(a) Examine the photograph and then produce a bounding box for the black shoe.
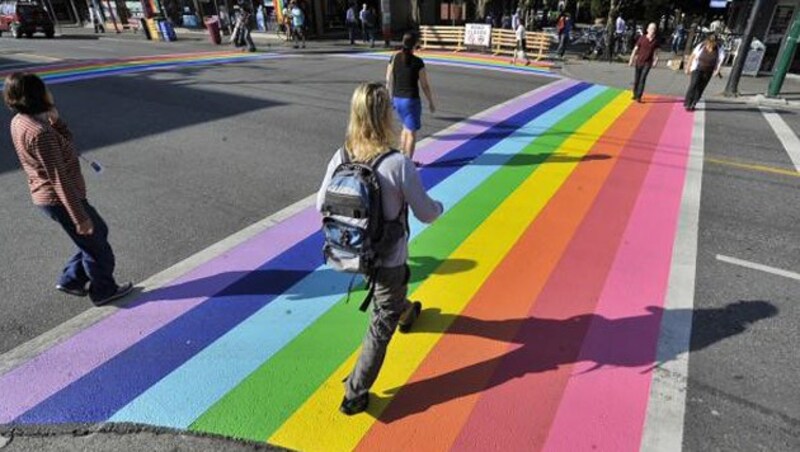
[92,282,134,306]
[398,301,422,333]
[339,393,369,416]
[56,284,88,297]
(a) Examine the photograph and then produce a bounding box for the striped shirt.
[11,113,88,225]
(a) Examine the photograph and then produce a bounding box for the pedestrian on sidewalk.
[232,3,256,52]
[317,82,444,416]
[683,35,724,111]
[4,73,132,306]
[89,4,105,33]
[290,1,306,49]
[359,3,369,44]
[511,18,530,66]
[363,6,376,48]
[628,22,660,103]
[345,2,358,45]
[386,32,436,164]
[556,12,572,58]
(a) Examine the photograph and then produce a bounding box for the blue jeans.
[39,200,118,302]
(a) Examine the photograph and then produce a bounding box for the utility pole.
[724,0,767,97]
[767,15,800,98]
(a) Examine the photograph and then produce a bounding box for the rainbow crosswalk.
[0,51,283,86]
[0,78,697,451]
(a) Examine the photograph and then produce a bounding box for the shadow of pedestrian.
[369,300,777,423]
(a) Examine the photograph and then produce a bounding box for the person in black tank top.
[683,35,723,111]
[386,32,436,164]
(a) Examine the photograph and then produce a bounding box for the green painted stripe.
[189,89,621,441]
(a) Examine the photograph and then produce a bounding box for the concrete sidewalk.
[560,57,800,109]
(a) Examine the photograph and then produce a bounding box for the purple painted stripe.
[0,78,576,423]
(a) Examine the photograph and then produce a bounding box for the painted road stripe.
[544,104,694,451]
[451,102,673,451]
[716,255,800,281]
[0,79,576,423]
[760,107,800,173]
[107,84,599,428]
[8,84,593,424]
[268,92,629,451]
[357,92,653,452]
[705,156,800,178]
[640,104,706,452]
[336,53,557,77]
[190,91,618,442]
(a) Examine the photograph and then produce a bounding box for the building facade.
[730,0,800,74]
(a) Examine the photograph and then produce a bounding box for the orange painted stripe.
[355,101,654,451]
[450,101,675,450]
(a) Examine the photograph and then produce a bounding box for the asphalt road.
[0,36,798,451]
[0,37,544,356]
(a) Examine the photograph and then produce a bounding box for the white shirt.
[690,43,725,73]
[616,17,626,34]
[511,13,520,30]
[515,24,525,41]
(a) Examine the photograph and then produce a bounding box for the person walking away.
[317,82,444,416]
[556,12,572,58]
[359,3,369,43]
[511,8,520,30]
[345,2,358,45]
[672,21,686,54]
[290,1,306,48]
[386,33,436,164]
[511,18,530,66]
[683,35,724,111]
[628,23,659,103]
[4,73,132,306]
[615,14,626,56]
[363,6,376,48]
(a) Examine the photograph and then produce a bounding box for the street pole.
[724,0,767,97]
[767,16,800,97]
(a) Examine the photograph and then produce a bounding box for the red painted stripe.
[450,100,675,451]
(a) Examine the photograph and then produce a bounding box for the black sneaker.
[56,284,88,297]
[339,393,369,416]
[92,282,134,306]
[398,301,422,333]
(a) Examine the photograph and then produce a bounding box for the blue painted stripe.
[108,84,605,429]
[13,83,593,425]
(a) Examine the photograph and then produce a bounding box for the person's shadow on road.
[367,300,778,423]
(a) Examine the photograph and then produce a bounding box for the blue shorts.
[392,97,422,131]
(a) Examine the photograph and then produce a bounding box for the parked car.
[0,0,55,39]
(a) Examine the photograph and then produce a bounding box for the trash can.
[204,16,221,45]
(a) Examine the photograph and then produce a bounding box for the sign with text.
[464,23,492,47]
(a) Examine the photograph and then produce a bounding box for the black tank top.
[391,52,425,99]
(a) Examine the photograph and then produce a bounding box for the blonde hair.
[704,34,719,53]
[344,82,396,162]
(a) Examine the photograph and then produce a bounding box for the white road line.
[760,107,800,173]
[0,78,567,376]
[641,104,706,452]
[716,254,800,281]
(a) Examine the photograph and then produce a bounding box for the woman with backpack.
[683,34,724,111]
[386,32,436,165]
[317,82,444,416]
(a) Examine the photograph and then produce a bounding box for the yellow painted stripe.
[705,156,800,178]
[268,92,632,452]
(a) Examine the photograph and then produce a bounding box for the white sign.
[464,23,492,47]
[743,38,766,76]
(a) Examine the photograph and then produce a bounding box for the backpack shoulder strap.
[370,149,400,169]
[339,147,349,164]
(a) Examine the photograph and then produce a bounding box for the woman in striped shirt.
[5,73,132,306]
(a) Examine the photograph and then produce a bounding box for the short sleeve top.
[634,35,658,66]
